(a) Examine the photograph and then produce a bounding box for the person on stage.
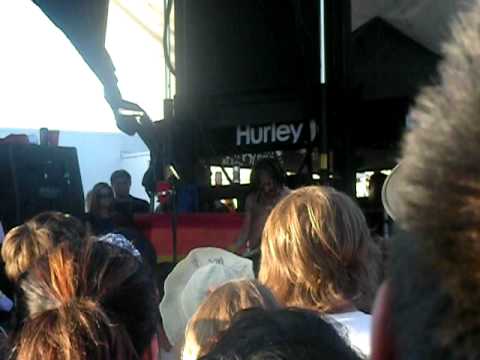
[234,158,290,256]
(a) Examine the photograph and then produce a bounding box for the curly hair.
[249,158,285,193]
[390,1,480,358]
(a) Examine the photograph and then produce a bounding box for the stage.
[135,213,244,262]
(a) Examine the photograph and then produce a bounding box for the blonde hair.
[1,223,53,282]
[1,212,86,282]
[182,279,279,360]
[259,186,376,313]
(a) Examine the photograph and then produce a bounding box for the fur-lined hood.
[397,0,480,353]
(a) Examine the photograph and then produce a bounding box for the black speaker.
[176,0,320,98]
[0,144,84,231]
[170,0,323,177]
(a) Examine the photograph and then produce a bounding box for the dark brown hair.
[250,158,285,193]
[11,239,157,360]
[88,182,114,217]
[199,308,362,360]
[30,211,86,243]
[111,169,132,184]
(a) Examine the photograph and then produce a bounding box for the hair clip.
[98,233,141,259]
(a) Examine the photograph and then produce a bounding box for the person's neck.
[259,188,280,203]
[327,299,357,314]
[116,194,130,201]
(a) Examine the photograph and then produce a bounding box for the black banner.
[208,119,319,154]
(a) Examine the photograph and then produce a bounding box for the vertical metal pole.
[319,0,329,184]
[318,0,352,191]
[320,0,326,86]
[171,188,177,263]
[164,0,169,99]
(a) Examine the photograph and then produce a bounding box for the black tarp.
[33,0,121,107]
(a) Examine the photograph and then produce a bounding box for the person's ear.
[371,282,396,360]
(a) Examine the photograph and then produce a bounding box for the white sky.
[0,0,116,132]
[105,0,166,120]
[0,0,166,133]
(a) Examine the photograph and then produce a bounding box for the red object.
[0,134,29,144]
[142,333,159,360]
[156,182,173,205]
[135,213,244,262]
[47,130,60,146]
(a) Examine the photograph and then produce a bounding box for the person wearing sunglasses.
[84,182,115,236]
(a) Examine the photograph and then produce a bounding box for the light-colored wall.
[120,151,152,201]
[0,0,160,202]
[0,128,150,201]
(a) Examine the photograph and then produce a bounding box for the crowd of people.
[2,1,480,359]
[84,170,150,236]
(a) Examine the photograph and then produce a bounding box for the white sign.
[236,123,304,146]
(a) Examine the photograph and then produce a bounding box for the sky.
[0,0,117,132]
[105,0,167,121]
[0,0,166,133]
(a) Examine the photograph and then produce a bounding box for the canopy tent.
[21,0,478,182]
[343,0,472,172]
[352,0,471,54]
[28,0,474,118]
[347,1,472,147]
[350,0,474,101]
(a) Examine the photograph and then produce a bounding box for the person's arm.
[233,195,254,253]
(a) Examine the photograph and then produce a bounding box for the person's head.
[183,279,279,360]
[199,308,362,360]
[11,239,158,360]
[160,248,254,348]
[1,212,85,282]
[372,2,480,359]
[89,182,114,216]
[30,211,86,243]
[111,169,132,199]
[250,158,285,197]
[259,186,377,313]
